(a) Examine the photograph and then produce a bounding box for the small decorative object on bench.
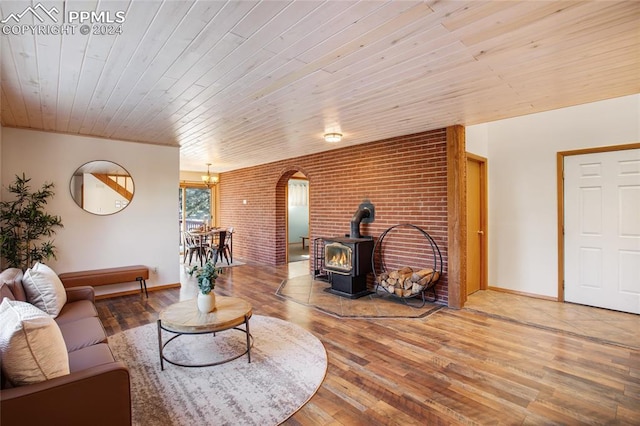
[58,265,149,297]
[372,224,443,307]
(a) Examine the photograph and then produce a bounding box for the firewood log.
[399,267,413,281]
[394,287,404,296]
[399,273,413,282]
[412,283,425,294]
[418,271,440,287]
[417,276,431,286]
[402,289,412,297]
[410,269,431,281]
[403,278,413,290]
[417,270,435,284]
[416,268,434,278]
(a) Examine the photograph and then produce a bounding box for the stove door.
[324,242,352,274]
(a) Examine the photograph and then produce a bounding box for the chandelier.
[201,163,218,187]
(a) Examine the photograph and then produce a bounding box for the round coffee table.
[157,295,253,369]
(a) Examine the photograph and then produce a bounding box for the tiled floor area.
[277,274,443,318]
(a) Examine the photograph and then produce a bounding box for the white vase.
[197,292,216,313]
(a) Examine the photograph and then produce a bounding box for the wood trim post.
[447,125,466,309]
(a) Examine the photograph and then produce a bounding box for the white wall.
[1,128,180,296]
[288,179,309,244]
[465,124,489,158]
[467,94,640,298]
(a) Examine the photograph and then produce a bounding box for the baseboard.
[487,286,559,302]
[95,282,181,299]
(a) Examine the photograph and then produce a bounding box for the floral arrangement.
[188,261,223,294]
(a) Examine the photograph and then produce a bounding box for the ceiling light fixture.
[324,132,342,143]
[201,163,218,187]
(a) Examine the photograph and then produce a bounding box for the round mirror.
[70,160,134,215]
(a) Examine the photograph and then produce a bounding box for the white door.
[564,148,640,314]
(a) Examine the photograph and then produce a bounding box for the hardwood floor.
[96,261,640,425]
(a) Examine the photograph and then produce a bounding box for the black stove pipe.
[350,206,372,239]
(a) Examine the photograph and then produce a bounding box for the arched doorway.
[275,168,310,265]
[287,173,309,263]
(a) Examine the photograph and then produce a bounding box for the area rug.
[217,259,246,268]
[108,315,327,426]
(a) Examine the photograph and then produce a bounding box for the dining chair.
[206,230,231,266]
[184,231,205,265]
[225,227,234,263]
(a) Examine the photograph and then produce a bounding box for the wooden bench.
[58,265,149,297]
[300,236,309,249]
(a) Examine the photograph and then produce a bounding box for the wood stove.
[324,237,374,298]
[323,201,375,299]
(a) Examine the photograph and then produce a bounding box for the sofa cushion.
[55,300,99,325]
[0,268,26,302]
[23,262,67,317]
[58,316,107,352]
[0,298,70,386]
[68,343,116,372]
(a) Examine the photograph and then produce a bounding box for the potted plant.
[188,260,223,313]
[0,174,63,270]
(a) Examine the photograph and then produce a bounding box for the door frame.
[556,142,640,302]
[179,182,215,253]
[286,175,310,263]
[465,153,488,301]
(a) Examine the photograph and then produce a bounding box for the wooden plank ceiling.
[1,0,639,173]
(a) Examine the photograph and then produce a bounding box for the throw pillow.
[0,298,70,386]
[23,262,67,317]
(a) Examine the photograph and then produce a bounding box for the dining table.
[187,227,233,266]
[187,228,219,266]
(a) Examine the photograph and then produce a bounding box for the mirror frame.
[70,160,134,216]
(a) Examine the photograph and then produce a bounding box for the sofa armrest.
[65,285,95,303]
[1,362,131,425]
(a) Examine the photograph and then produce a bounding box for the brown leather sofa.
[0,268,131,425]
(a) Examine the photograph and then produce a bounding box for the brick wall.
[220,128,449,303]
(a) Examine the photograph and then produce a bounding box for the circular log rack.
[372,223,443,307]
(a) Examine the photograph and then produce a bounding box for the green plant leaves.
[191,261,223,295]
[0,174,63,270]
